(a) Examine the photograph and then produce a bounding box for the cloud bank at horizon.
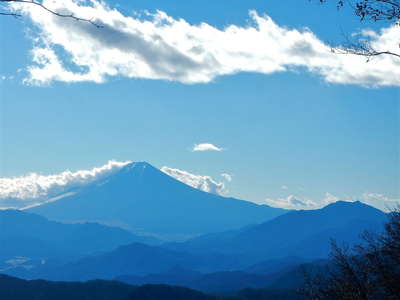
[264,192,399,211]
[9,0,400,87]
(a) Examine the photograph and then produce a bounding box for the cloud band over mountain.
[1,160,397,211]
[8,0,400,87]
[0,161,227,209]
[161,166,226,195]
[264,192,398,211]
[0,160,131,208]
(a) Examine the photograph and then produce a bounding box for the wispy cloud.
[265,195,319,210]
[281,185,288,190]
[192,143,223,152]
[221,173,232,182]
[161,166,226,195]
[324,192,339,204]
[0,160,131,209]
[361,192,399,211]
[8,0,400,87]
[0,75,14,81]
[264,191,399,211]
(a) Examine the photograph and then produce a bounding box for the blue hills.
[3,200,388,287]
[1,162,390,297]
[167,200,387,260]
[27,162,285,237]
[0,209,158,264]
[0,274,305,300]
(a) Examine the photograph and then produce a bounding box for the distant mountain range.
[0,162,390,296]
[0,274,304,300]
[6,240,248,281]
[27,162,285,238]
[0,209,158,264]
[2,200,387,286]
[167,201,387,260]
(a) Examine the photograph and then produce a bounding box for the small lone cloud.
[281,185,288,190]
[192,143,223,152]
[221,173,232,182]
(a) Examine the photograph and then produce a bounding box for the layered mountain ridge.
[167,200,387,260]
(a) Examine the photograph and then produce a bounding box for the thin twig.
[0,0,103,27]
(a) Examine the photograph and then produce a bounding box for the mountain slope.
[117,270,273,293]
[28,162,285,237]
[0,209,158,263]
[170,201,387,260]
[0,275,135,300]
[0,274,305,300]
[16,242,249,281]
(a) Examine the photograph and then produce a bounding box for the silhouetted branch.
[0,0,103,27]
[318,0,400,23]
[331,35,400,61]
[315,0,400,59]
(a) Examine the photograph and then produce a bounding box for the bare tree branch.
[318,0,400,23]
[0,11,20,16]
[331,34,400,61]
[333,47,400,59]
[0,0,103,27]
[315,0,400,59]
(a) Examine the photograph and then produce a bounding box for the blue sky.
[0,0,399,209]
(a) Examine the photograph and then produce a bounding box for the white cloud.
[324,192,339,204]
[9,0,400,87]
[192,143,223,152]
[161,166,226,195]
[264,191,399,211]
[0,75,15,81]
[361,192,399,211]
[281,185,288,190]
[221,173,232,182]
[265,195,319,210]
[0,160,131,209]
[264,192,342,210]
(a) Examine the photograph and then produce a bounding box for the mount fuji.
[27,162,285,238]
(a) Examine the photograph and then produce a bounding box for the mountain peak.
[317,200,385,221]
[120,161,158,172]
[27,160,284,236]
[323,200,376,211]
